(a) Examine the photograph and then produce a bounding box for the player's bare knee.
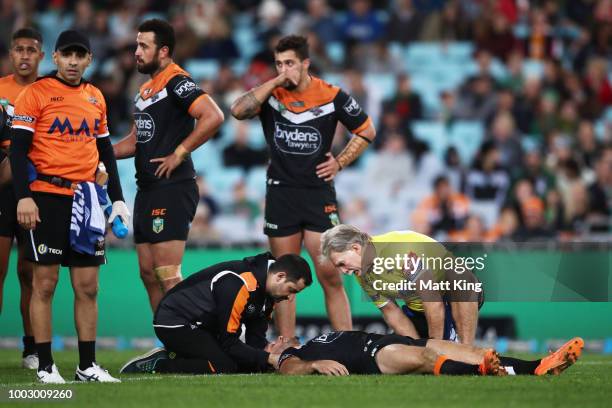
[74,281,99,300]
[33,277,58,301]
[317,268,343,290]
[139,266,156,283]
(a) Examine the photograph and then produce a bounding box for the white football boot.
[37,364,66,384]
[22,353,39,370]
[75,362,121,382]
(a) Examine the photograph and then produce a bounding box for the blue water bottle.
[104,205,129,239]
[97,163,129,239]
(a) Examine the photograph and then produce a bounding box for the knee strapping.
[155,265,182,282]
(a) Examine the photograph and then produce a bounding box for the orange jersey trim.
[187,93,208,116]
[139,63,189,100]
[272,76,340,114]
[351,116,372,134]
[227,285,250,334]
[0,74,29,148]
[240,271,258,291]
[0,74,27,103]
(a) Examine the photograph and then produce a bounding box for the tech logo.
[135,112,155,143]
[274,122,321,155]
[37,244,62,255]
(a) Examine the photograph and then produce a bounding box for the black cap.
[55,30,90,53]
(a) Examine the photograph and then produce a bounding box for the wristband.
[174,144,189,161]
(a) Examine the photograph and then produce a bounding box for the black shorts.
[0,184,18,239]
[24,192,106,267]
[362,333,429,374]
[133,180,198,244]
[264,183,339,237]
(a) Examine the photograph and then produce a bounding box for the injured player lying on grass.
[271,331,583,376]
[120,331,583,377]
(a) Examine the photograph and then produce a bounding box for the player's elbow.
[212,108,225,129]
[230,103,246,120]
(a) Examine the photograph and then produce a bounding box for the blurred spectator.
[463,142,511,209]
[365,133,414,192]
[541,58,563,95]
[340,198,375,232]
[196,175,220,221]
[583,57,612,117]
[488,206,520,241]
[476,13,517,61]
[222,120,268,171]
[499,50,524,93]
[95,75,129,136]
[544,189,566,231]
[513,149,556,197]
[305,0,340,43]
[513,194,555,240]
[521,8,555,60]
[449,214,487,242]
[444,146,465,193]
[382,73,423,127]
[514,76,541,134]
[170,11,200,65]
[576,120,601,169]
[374,110,405,150]
[229,180,260,222]
[386,0,424,44]
[196,12,239,61]
[489,111,523,168]
[412,175,470,236]
[341,0,385,46]
[420,0,471,41]
[508,178,544,227]
[305,32,335,73]
[587,148,612,232]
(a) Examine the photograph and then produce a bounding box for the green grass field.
[1,350,611,408]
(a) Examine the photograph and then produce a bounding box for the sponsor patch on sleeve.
[173,78,200,98]
[343,97,362,117]
[13,114,35,123]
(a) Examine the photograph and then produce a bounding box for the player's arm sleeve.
[333,89,371,135]
[10,88,40,200]
[96,137,124,202]
[9,128,33,199]
[213,276,271,370]
[245,314,270,350]
[168,75,207,115]
[95,94,124,202]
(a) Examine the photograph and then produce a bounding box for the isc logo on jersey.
[135,112,155,143]
[274,122,321,155]
[173,79,199,98]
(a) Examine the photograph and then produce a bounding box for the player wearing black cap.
[10,29,127,383]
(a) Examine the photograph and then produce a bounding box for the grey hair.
[319,224,370,262]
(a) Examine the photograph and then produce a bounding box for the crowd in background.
[1,0,610,244]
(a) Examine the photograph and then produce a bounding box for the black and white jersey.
[153,252,275,370]
[259,76,370,188]
[133,63,206,190]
